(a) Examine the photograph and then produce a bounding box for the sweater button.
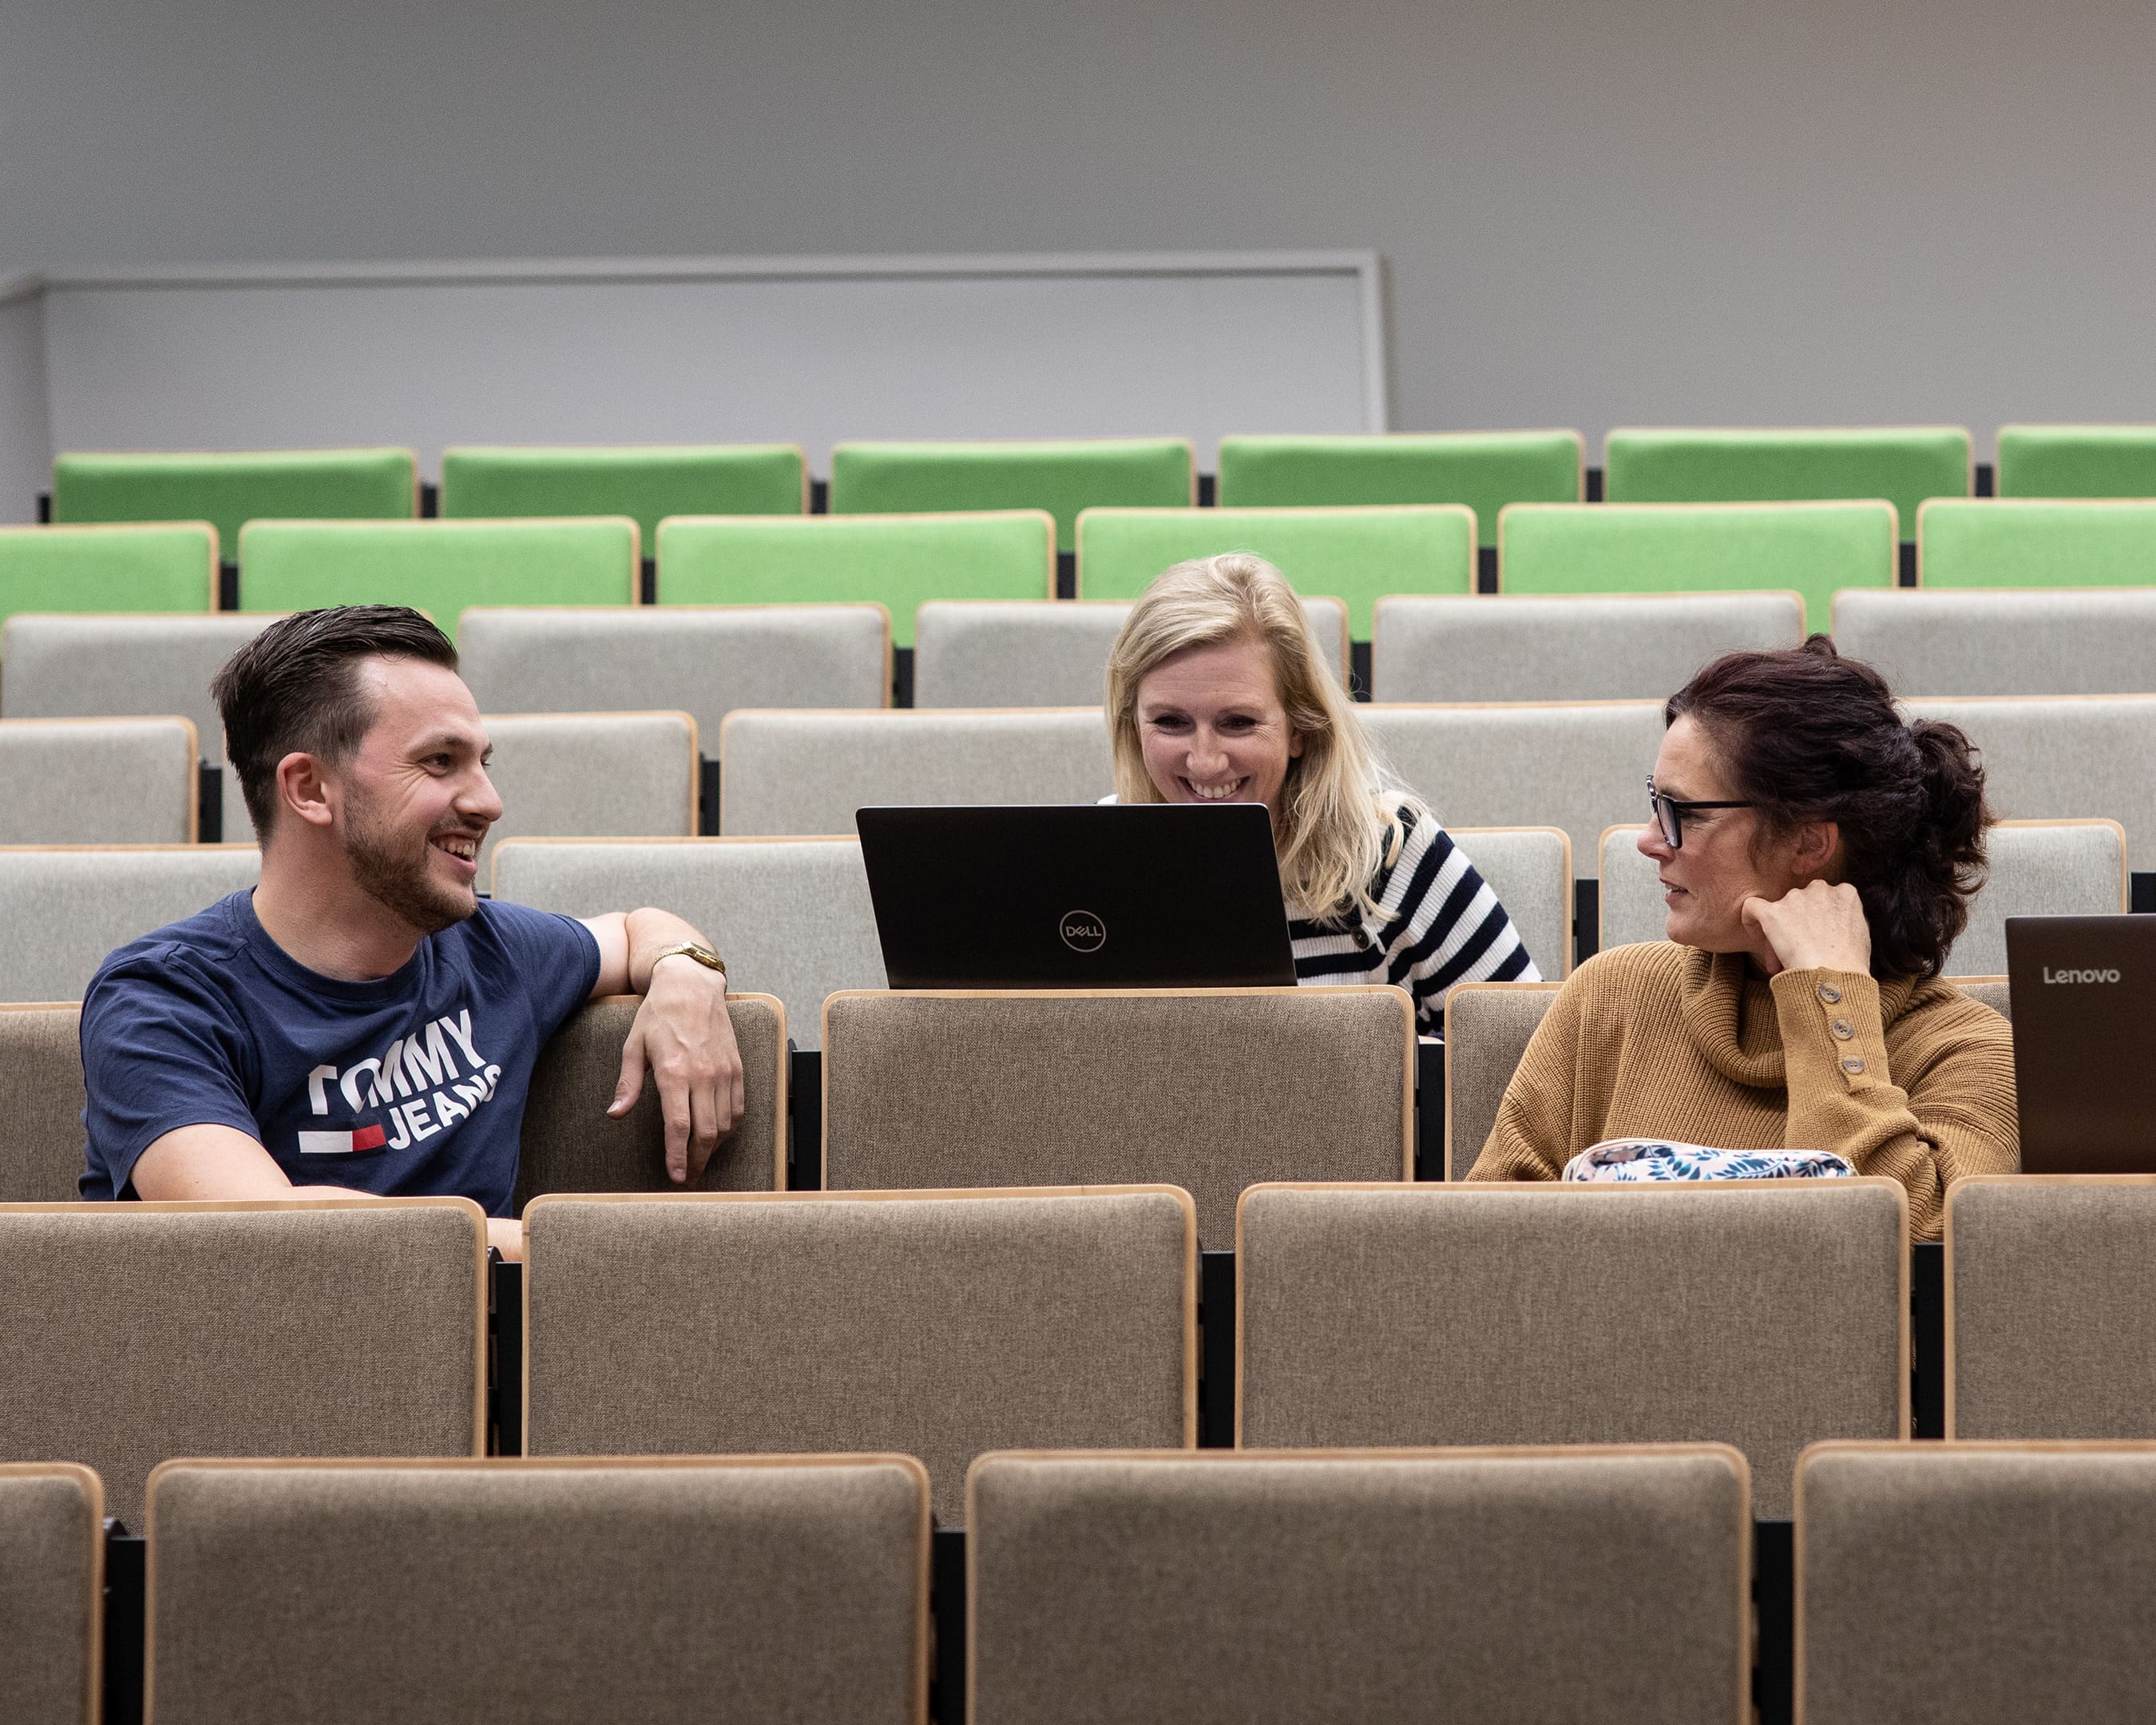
[1831,1018,1854,1040]
[1841,1056,1866,1074]
[1818,983,1843,1004]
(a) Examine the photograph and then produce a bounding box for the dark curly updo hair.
[1666,635,1991,981]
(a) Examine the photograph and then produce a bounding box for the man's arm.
[580,908,746,1184]
[132,1124,525,1259]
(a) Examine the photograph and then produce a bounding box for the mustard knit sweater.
[1465,942,2019,1240]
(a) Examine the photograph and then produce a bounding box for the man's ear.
[275,751,338,831]
[1792,818,1842,881]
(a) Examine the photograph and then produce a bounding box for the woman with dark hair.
[1468,636,2016,1239]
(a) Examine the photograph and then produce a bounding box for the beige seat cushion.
[0,1464,101,1725]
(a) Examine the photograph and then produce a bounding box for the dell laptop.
[2005,914,2156,1174]
[856,803,1297,989]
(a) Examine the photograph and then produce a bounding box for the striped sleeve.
[1366,813,1540,1026]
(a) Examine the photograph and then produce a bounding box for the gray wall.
[3,0,2152,455]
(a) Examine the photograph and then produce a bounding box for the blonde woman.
[1104,554,1540,1029]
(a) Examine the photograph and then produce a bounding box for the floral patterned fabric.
[1560,1140,1855,1183]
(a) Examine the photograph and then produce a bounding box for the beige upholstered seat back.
[1948,1176,2156,1440]
[1450,827,1572,979]
[822,989,1413,1245]
[1,612,271,758]
[0,846,260,1003]
[0,1005,89,1203]
[1361,702,1666,879]
[1442,982,1561,1180]
[0,1200,485,1527]
[0,1464,101,1725]
[1373,589,1804,703]
[459,603,890,736]
[1834,586,2156,697]
[1797,1441,2156,1723]
[491,837,883,1049]
[717,708,1110,835]
[968,1445,1750,1725]
[1600,819,2126,974]
[146,1456,927,1725]
[1237,1180,1908,1517]
[516,993,786,1207]
[477,711,698,872]
[0,718,198,844]
[523,1188,1195,1525]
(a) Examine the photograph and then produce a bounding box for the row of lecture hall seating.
[16,1439,2156,1723]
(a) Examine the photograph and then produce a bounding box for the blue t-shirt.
[80,891,601,1215]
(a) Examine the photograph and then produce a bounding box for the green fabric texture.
[54,449,415,552]
[1996,426,2156,499]
[0,524,217,638]
[1603,428,1966,534]
[441,446,806,548]
[1499,502,1896,631]
[830,440,1192,553]
[1216,433,1580,548]
[1077,506,1475,639]
[1918,499,2156,589]
[657,512,1054,648]
[239,519,637,644]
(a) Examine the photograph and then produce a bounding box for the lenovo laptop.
[856,803,1297,989]
[2005,914,2156,1173]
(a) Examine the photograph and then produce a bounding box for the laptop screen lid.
[856,803,1297,989]
[2006,914,2156,1174]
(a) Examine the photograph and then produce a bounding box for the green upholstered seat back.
[1498,500,1896,631]
[656,512,1053,648]
[1997,426,2156,499]
[1216,432,1582,549]
[829,439,1192,553]
[0,524,217,636]
[1603,427,1968,532]
[1076,504,1475,638]
[1918,498,2156,589]
[53,449,415,551]
[440,446,805,548]
[238,518,637,643]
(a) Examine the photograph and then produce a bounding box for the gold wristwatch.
[648,940,727,982]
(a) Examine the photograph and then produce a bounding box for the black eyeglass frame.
[1646,777,1758,850]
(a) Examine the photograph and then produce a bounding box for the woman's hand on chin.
[1740,880,1872,978]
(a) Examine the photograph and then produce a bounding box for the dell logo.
[1060,911,1107,954]
[2044,966,2122,984]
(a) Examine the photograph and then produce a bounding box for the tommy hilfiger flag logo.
[298,1124,389,1156]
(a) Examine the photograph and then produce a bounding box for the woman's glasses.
[1646,777,1758,850]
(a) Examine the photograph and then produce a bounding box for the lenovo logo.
[2043,966,2122,984]
[1060,910,1107,954]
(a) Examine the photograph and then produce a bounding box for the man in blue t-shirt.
[81,605,744,1261]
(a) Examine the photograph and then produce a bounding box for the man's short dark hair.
[211,606,459,841]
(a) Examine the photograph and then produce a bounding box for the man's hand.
[1741,880,1872,978]
[611,950,745,1183]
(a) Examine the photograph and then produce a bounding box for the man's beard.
[344,791,478,937]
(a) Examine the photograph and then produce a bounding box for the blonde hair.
[1104,553,1419,922]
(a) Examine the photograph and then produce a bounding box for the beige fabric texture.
[1443,984,1563,1180]
[0,718,196,844]
[0,613,271,755]
[476,712,696,874]
[515,994,783,1205]
[1950,1180,2156,1440]
[911,597,1348,708]
[1373,590,1805,704]
[969,1447,1749,1725]
[491,837,883,1049]
[0,1465,99,1725]
[1467,942,2016,1243]
[1238,1182,1905,1517]
[148,1457,924,1725]
[0,1204,482,1528]
[1597,819,2125,977]
[0,846,260,1003]
[1835,587,2156,698]
[718,708,1110,835]
[1361,703,1666,880]
[1904,695,2156,867]
[0,1007,90,1203]
[822,989,1411,1247]
[525,1191,1191,1525]
[459,604,890,738]
[1449,828,1571,981]
[1799,1444,2156,1723]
